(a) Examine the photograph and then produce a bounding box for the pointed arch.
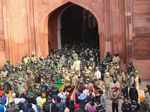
[49,1,100,26]
[35,1,106,59]
[48,1,99,49]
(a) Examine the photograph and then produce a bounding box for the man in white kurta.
[71,53,81,75]
[71,60,81,72]
[94,67,101,80]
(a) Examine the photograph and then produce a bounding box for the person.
[94,67,101,80]
[36,89,47,110]
[110,79,120,112]
[72,74,79,86]
[57,89,67,104]
[143,84,150,112]
[78,89,87,110]
[129,84,138,102]
[111,90,120,112]
[0,98,6,112]
[121,97,131,112]
[110,79,121,95]
[104,72,111,96]
[0,43,146,112]
[129,84,140,112]
[85,98,97,112]
[129,75,135,88]
[56,96,66,112]
[127,62,136,77]
[71,53,81,73]
[130,100,140,112]
[21,96,38,112]
[134,73,140,92]
[112,54,120,65]
[0,104,5,112]
[121,83,129,98]
[103,52,112,65]
[64,106,70,112]
[95,90,106,112]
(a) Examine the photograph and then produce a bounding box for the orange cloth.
[139,89,145,102]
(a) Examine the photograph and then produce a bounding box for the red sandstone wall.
[0,0,7,66]
[133,0,150,59]
[132,0,150,80]
[2,0,32,64]
[0,0,126,64]
[33,0,126,60]
[33,0,106,58]
[0,0,149,79]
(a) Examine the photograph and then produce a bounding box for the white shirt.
[58,92,67,103]
[94,70,101,79]
[72,60,81,71]
[14,98,26,105]
[32,103,38,112]
[83,89,90,96]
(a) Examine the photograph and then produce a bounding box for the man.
[0,97,6,112]
[143,85,150,112]
[94,67,101,80]
[129,84,140,111]
[103,52,112,65]
[104,72,111,96]
[127,62,136,77]
[111,90,120,112]
[129,84,138,102]
[95,90,106,112]
[110,79,120,112]
[121,97,131,112]
[85,98,97,112]
[112,54,120,65]
[71,54,81,74]
[121,83,129,98]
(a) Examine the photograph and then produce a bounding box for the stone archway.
[35,1,106,59]
[48,2,100,51]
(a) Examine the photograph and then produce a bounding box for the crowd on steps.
[0,44,149,112]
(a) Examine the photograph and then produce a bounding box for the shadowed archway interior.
[48,2,99,50]
[60,4,99,49]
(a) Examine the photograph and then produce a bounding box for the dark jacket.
[129,87,138,102]
[121,102,131,112]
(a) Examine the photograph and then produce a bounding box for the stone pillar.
[125,0,134,63]
[26,0,36,55]
[103,0,112,54]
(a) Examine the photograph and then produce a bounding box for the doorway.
[58,4,99,49]
[48,3,100,52]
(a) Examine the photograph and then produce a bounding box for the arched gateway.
[48,2,99,51]
[37,1,106,60]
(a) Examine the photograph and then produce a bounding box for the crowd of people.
[0,44,149,112]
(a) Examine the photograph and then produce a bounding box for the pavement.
[105,97,123,112]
